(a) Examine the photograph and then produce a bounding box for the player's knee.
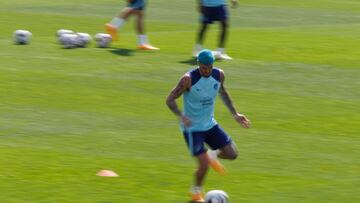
[228,151,238,160]
[221,143,238,160]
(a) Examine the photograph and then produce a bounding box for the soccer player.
[105,0,159,50]
[193,0,238,60]
[166,49,250,202]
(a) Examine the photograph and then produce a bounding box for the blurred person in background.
[105,0,159,50]
[193,0,238,60]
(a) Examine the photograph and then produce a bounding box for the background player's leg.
[193,23,209,57]
[216,20,232,60]
[105,7,136,40]
[134,10,159,50]
[219,20,228,49]
[135,10,145,35]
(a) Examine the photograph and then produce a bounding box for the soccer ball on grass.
[13,30,32,45]
[56,29,74,37]
[94,33,112,48]
[59,33,78,49]
[204,190,229,203]
[76,32,92,48]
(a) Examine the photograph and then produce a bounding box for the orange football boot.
[207,151,226,175]
[190,192,205,203]
[138,44,160,50]
[105,23,118,41]
[209,159,226,175]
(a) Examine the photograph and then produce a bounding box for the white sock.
[138,34,148,45]
[207,149,219,160]
[109,17,125,29]
[217,48,225,54]
[191,185,203,194]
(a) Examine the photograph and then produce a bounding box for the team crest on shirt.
[213,83,219,90]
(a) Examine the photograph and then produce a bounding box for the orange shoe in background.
[138,44,160,50]
[105,24,118,41]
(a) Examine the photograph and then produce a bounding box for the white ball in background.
[76,32,92,48]
[13,30,32,45]
[56,29,75,44]
[94,33,112,48]
[59,33,78,49]
[56,29,74,37]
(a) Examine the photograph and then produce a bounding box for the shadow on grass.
[179,57,198,65]
[109,48,135,56]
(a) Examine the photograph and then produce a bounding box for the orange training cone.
[96,170,119,177]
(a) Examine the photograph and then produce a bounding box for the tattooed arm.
[219,69,251,128]
[166,74,192,127]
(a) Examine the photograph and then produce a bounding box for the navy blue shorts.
[128,0,145,10]
[183,125,232,156]
[201,5,228,24]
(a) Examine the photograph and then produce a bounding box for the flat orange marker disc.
[96,170,119,177]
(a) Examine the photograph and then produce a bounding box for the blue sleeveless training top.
[182,68,221,132]
[201,0,225,7]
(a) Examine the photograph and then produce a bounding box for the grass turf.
[0,0,359,202]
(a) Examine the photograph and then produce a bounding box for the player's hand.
[231,0,238,8]
[234,113,250,128]
[181,114,192,128]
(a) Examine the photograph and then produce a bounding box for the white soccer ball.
[13,30,32,45]
[56,29,75,44]
[59,33,78,49]
[94,33,112,48]
[56,29,74,37]
[205,190,229,203]
[76,32,92,47]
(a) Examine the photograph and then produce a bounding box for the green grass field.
[0,0,359,202]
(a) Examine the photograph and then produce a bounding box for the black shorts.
[201,5,228,24]
[183,125,232,156]
[127,0,145,10]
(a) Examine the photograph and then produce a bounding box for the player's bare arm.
[166,74,192,127]
[219,70,251,128]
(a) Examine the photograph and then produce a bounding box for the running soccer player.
[105,0,159,50]
[166,49,250,202]
[193,0,238,59]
